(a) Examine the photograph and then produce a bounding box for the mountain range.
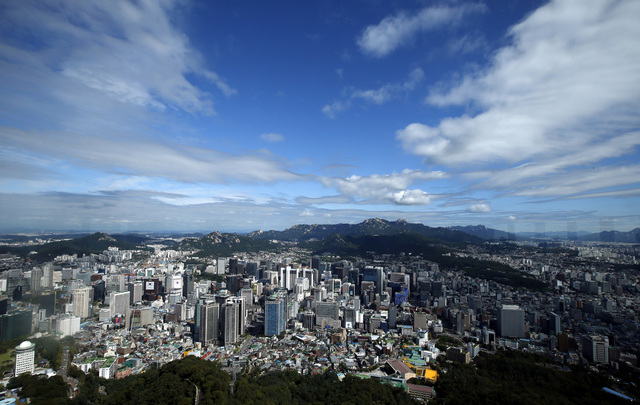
[248,218,484,243]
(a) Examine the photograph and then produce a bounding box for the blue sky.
[1,0,639,234]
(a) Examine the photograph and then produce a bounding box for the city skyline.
[1,0,639,234]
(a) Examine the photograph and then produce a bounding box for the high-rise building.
[109,291,130,318]
[0,309,32,341]
[127,282,143,305]
[199,301,219,344]
[42,264,54,289]
[265,296,285,336]
[549,312,561,335]
[174,302,186,322]
[302,311,315,330]
[30,267,43,293]
[223,302,239,346]
[582,335,609,364]
[216,258,226,275]
[182,273,194,298]
[229,258,239,275]
[40,292,56,317]
[388,305,397,329]
[240,288,253,307]
[231,296,246,336]
[72,287,92,319]
[498,305,525,338]
[363,267,384,296]
[14,341,35,376]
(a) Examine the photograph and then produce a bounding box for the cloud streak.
[1,126,298,184]
[357,4,486,58]
[323,68,424,118]
[0,0,235,115]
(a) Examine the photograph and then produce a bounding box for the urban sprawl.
[1,234,639,402]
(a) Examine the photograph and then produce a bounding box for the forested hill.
[247,218,483,244]
[173,231,282,257]
[14,356,415,405]
[0,232,145,262]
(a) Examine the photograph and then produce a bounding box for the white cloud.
[397,0,640,198]
[323,68,423,118]
[260,133,285,143]
[1,126,299,184]
[467,203,491,213]
[391,190,431,205]
[507,216,516,221]
[320,169,446,205]
[0,0,234,115]
[357,4,486,58]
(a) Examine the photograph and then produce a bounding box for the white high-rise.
[15,341,35,376]
[109,291,130,318]
[72,287,92,319]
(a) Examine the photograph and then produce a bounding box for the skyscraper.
[223,302,239,346]
[30,267,43,293]
[182,272,194,298]
[199,301,219,344]
[72,287,92,319]
[497,304,525,338]
[42,264,54,289]
[265,296,285,336]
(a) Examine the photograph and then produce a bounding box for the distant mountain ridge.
[447,225,521,241]
[247,218,483,244]
[0,232,145,262]
[174,231,280,257]
[578,228,640,243]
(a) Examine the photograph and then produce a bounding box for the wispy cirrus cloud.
[357,4,487,58]
[1,126,299,184]
[260,133,285,143]
[0,0,303,190]
[323,68,424,118]
[0,0,235,115]
[397,0,640,198]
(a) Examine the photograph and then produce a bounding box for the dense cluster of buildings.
[0,236,638,401]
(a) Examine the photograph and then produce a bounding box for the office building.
[549,312,561,335]
[0,309,32,342]
[363,267,384,296]
[497,305,525,338]
[265,296,285,336]
[582,335,609,364]
[199,301,219,344]
[128,281,143,305]
[14,341,35,376]
[316,301,339,326]
[183,272,194,298]
[109,291,130,318]
[57,315,81,337]
[175,302,187,322]
[40,292,56,317]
